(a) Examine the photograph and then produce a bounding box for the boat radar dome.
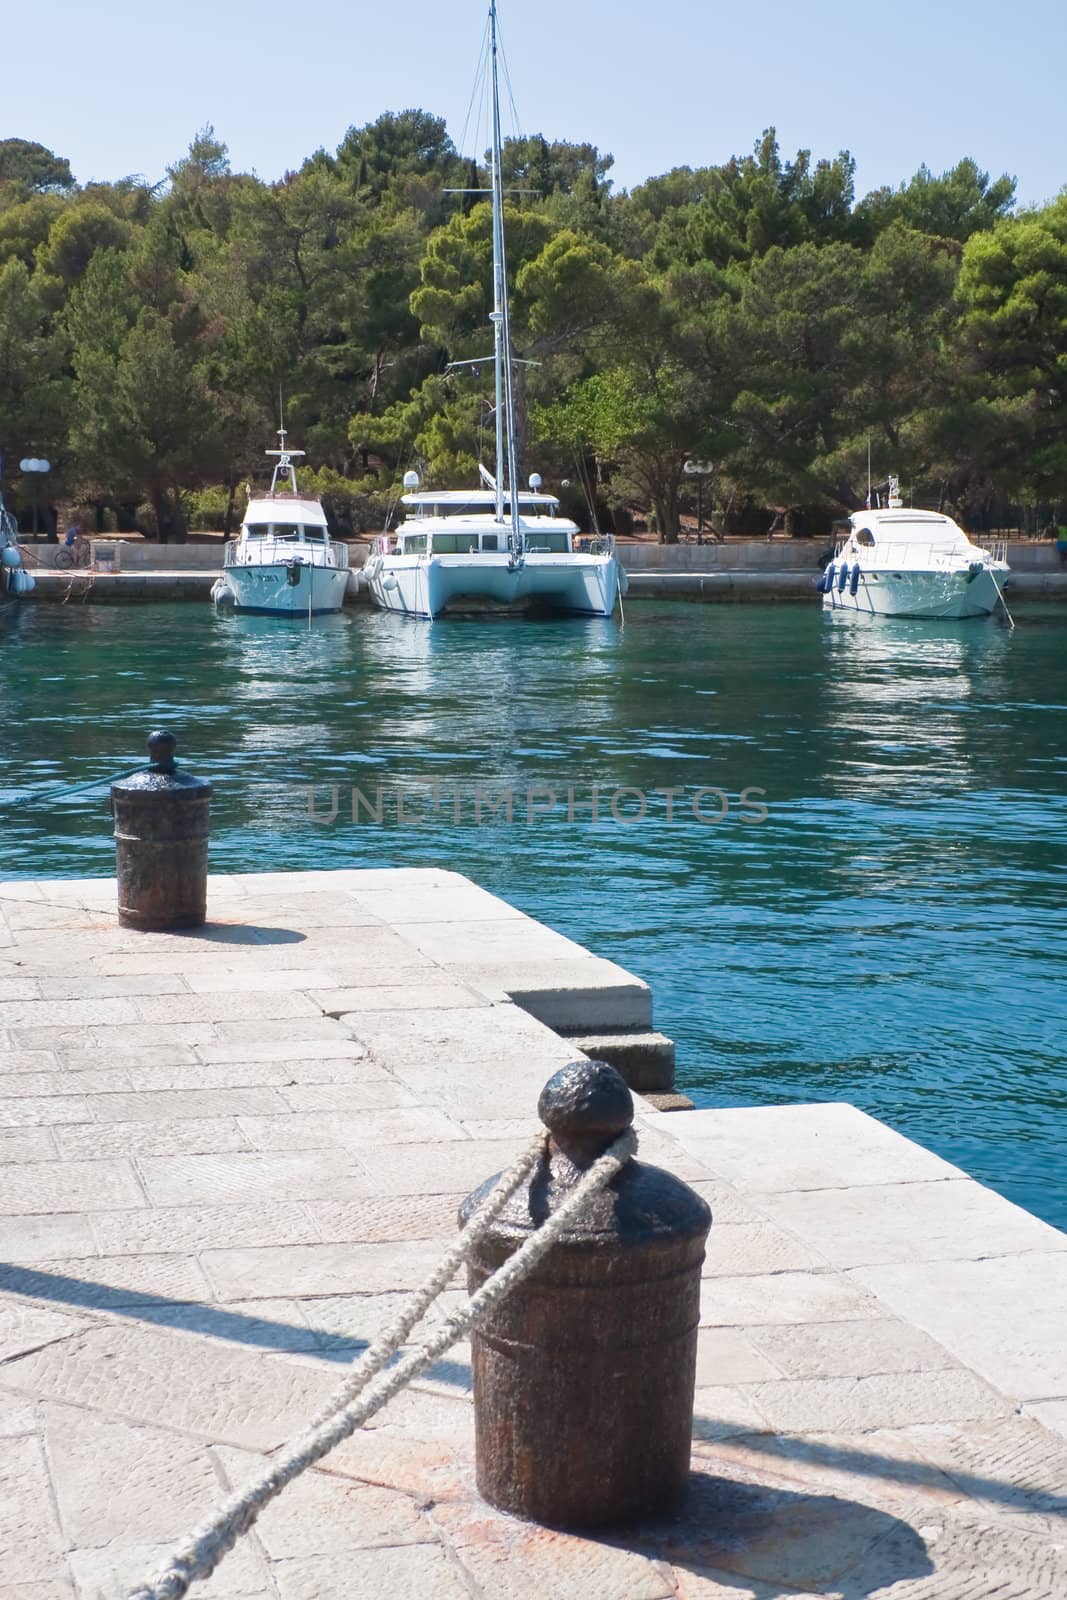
[403,470,420,491]
[528,473,542,491]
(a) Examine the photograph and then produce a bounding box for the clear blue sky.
[7,0,1065,207]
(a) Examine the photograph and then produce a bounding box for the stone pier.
[1,867,1065,1598]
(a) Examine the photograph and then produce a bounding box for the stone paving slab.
[1,868,1065,1599]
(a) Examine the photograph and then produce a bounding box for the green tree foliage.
[955,197,1067,502]
[705,227,959,510]
[857,158,1016,245]
[35,203,133,308]
[0,106,1057,533]
[0,139,75,194]
[501,136,613,199]
[635,130,858,272]
[534,364,702,542]
[0,260,68,491]
[332,110,463,224]
[0,196,65,270]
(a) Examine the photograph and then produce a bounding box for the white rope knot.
[128,1125,636,1600]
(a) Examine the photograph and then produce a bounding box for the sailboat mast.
[489,5,505,524]
[489,1,523,553]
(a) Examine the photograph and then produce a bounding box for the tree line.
[0,120,1063,542]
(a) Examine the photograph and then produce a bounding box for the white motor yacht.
[818,479,1010,620]
[363,1,623,622]
[212,431,349,616]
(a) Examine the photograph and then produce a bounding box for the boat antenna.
[489,0,523,559]
[866,435,872,511]
[266,386,304,495]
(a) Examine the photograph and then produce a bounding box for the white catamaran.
[212,430,349,616]
[363,2,623,621]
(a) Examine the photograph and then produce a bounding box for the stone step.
[562,1028,676,1092]
[498,967,652,1031]
[640,1091,696,1113]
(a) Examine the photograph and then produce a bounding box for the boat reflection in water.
[820,611,1012,808]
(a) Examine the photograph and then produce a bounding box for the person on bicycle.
[56,525,89,569]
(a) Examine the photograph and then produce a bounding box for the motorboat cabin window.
[481,534,499,551]
[525,531,571,553]
[402,534,427,553]
[431,532,479,554]
[303,526,326,542]
[247,522,299,539]
[855,529,876,547]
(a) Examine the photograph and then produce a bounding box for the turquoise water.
[2,600,1065,1228]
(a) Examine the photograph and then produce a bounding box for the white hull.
[823,567,1005,620]
[220,562,348,615]
[364,551,620,619]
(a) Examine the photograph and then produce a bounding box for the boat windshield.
[524,531,571,553]
[246,523,310,540]
[432,533,481,553]
[408,498,558,520]
[872,515,965,548]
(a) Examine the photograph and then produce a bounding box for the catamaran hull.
[364,553,619,619]
[822,567,1006,620]
[218,563,349,615]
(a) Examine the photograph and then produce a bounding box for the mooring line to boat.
[127,1126,636,1600]
[991,569,1015,629]
[2,765,144,808]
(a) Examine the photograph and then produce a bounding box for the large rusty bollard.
[111,732,212,930]
[461,1060,712,1528]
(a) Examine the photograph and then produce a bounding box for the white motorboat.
[212,431,349,616]
[363,1,623,622]
[1,490,34,604]
[817,478,1010,620]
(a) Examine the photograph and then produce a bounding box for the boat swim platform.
[0,867,1065,1598]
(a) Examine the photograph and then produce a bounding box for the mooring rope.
[128,1126,636,1600]
[1,765,143,808]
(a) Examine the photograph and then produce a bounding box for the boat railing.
[833,538,992,571]
[575,533,616,555]
[225,538,348,570]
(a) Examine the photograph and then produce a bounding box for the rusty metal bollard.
[111,732,212,930]
[460,1059,712,1528]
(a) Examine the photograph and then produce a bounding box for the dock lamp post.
[682,459,713,544]
[19,458,50,542]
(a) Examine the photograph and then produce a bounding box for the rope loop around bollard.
[127,1125,637,1600]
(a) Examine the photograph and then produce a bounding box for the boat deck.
[0,868,1065,1598]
